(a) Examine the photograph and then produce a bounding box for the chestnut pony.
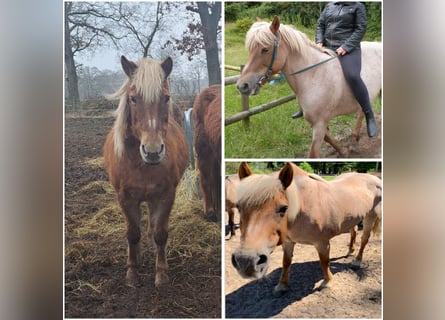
[193,85,221,222]
[231,162,381,295]
[103,56,188,287]
[236,16,382,158]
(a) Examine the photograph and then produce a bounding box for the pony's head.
[109,55,173,164]
[236,16,311,96]
[231,162,298,279]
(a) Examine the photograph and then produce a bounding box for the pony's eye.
[261,48,269,54]
[129,96,137,104]
[164,95,170,103]
[277,205,288,217]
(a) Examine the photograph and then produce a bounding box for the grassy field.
[224,22,381,159]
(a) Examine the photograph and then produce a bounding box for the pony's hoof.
[205,211,218,222]
[273,283,289,297]
[317,279,332,290]
[155,271,169,288]
[351,260,361,270]
[126,268,139,287]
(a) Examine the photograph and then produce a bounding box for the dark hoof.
[291,110,303,119]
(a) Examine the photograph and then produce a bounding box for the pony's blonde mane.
[106,58,168,159]
[237,173,300,223]
[246,20,329,60]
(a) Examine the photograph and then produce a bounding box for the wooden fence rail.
[225,75,239,86]
[225,94,296,126]
[225,65,294,126]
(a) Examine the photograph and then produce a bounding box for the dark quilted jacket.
[315,2,367,53]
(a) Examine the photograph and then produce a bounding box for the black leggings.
[339,48,373,115]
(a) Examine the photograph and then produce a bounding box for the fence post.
[240,65,250,128]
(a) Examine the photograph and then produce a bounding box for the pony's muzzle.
[231,250,269,279]
[236,80,261,96]
[139,142,165,164]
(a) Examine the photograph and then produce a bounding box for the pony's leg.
[314,240,333,288]
[227,206,236,238]
[197,156,218,221]
[274,241,295,296]
[324,132,346,157]
[308,123,327,158]
[352,112,365,142]
[352,214,377,269]
[149,195,175,287]
[120,197,141,285]
[348,225,358,256]
[348,112,364,154]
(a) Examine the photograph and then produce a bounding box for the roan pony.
[231,162,381,295]
[193,85,221,222]
[103,56,189,287]
[236,16,381,158]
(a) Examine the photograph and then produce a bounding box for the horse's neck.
[282,46,329,95]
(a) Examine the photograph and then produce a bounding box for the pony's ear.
[270,15,280,35]
[121,55,138,78]
[238,162,253,179]
[279,162,294,190]
[161,57,173,78]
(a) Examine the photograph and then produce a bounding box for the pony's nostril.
[258,254,267,265]
[231,254,238,269]
[237,83,249,93]
[141,144,148,156]
[159,143,165,155]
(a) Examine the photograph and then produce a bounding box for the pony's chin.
[140,154,164,165]
[238,265,269,279]
[143,159,161,165]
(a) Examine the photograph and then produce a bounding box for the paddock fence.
[224,65,296,127]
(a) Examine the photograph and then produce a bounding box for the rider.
[291,2,377,138]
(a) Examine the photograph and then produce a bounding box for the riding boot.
[291,110,303,119]
[364,111,377,137]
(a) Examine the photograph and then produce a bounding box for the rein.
[257,32,339,86]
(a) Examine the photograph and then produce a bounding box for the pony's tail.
[371,213,382,238]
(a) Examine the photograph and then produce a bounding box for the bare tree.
[116,2,165,58]
[64,2,127,104]
[165,2,221,85]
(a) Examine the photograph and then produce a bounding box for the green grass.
[224,22,381,159]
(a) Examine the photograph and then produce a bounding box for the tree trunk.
[197,2,221,85]
[64,4,80,108]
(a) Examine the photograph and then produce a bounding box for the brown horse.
[103,56,189,287]
[225,173,240,238]
[236,16,381,157]
[193,85,221,221]
[231,162,381,295]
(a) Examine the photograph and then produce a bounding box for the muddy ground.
[319,114,382,158]
[64,112,221,318]
[225,210,382,318]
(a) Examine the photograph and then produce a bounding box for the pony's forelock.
[237,174,284,210]
[134,58,166,104]
[237,171,300,223]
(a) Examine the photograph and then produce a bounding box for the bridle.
[257,32,280,87]
[257,31,340,87]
